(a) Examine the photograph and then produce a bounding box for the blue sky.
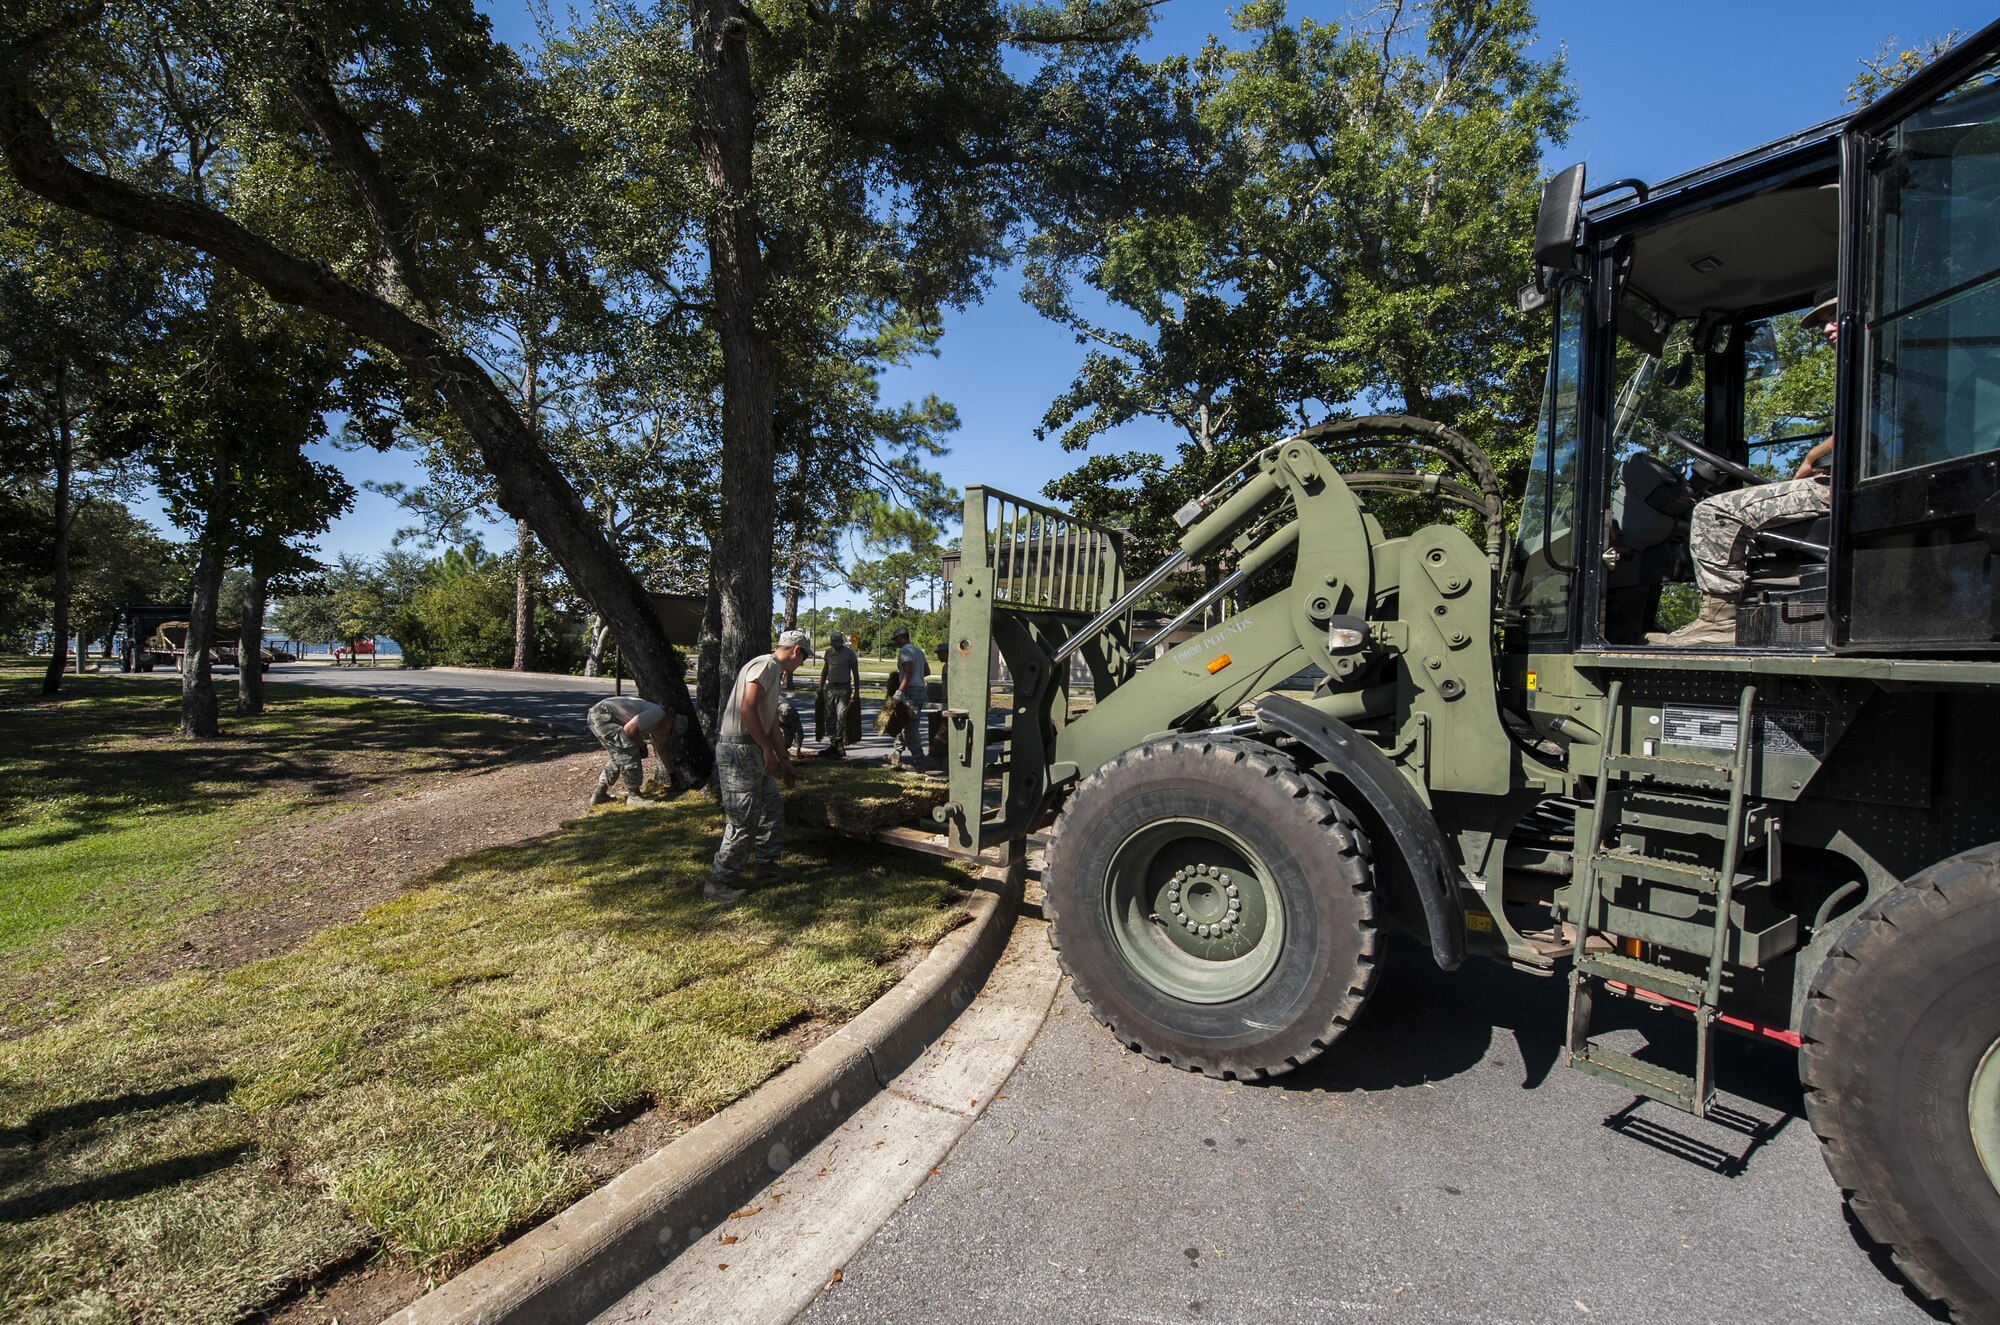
[133,1,1991,601]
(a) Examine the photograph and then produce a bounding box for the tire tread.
[1043,734,1378,1080]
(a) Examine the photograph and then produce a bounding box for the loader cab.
[1509,36,2000,656]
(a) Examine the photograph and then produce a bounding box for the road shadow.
[1281,933,1567,1094]
[1276,935,1807,1144]
[1601,1097,1791,1177]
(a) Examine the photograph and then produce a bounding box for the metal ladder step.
[1575,952,1707,1003]
[1565,678,1757,1121]
[1602,753,1734,790]
[1617,793,1767,845]
[1591,846,1720,893]
[1571,1042,1706,1114]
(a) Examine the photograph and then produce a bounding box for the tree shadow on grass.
[0,1076,245,1224]
[0,1077,235,1148]
[0,1142,254,1224]
[0,674,584,855]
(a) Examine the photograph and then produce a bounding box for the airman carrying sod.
[707,628,812,904]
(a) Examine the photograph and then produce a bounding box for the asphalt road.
[800,935,1941,1325]
[266,662,897,747]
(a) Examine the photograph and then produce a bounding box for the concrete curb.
[389,866,1023,1325]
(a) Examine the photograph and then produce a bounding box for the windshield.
[1513,281,1585,635]
[1518,283,1584,558]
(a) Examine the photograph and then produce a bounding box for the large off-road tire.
[1800,844,2000,1321]
[1042,734,1379,1080]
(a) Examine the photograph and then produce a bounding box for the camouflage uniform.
[588,697,658,796]
[712,742,783,882]
[819,642,860,756]
[1689,474,1830,600]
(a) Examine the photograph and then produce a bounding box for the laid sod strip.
[0,795,969,1323]
[0,667,550,965]
[783,759,949,835]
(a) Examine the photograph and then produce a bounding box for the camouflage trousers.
[587,703,646,795]
[711,741,783,882]
[821,684,853,754]
[1689,475,1830,599]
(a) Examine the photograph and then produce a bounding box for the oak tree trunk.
[513,517,534,671]
[182,533,224,738]
[782,533,803,630]
[237,559,268,715]
[40,366,72,696]
[0,73,711,774]
[695,569,724,745]
[691,0,776,731]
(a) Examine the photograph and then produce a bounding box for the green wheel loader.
[939,28,2000,1322]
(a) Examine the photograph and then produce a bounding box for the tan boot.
[1650,596,1738,648]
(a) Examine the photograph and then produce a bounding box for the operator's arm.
[1795,437,1835,480]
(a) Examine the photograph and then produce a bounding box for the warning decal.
[1660,704,1828,758]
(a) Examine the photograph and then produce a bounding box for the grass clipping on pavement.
[0,758,969,1323]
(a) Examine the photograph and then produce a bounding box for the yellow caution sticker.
[1206,654,1232,675]
[1465,911,1495,933]
[1524,670,1538,691]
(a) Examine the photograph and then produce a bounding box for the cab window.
[1863,57,2000,477]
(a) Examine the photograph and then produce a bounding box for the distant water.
[265,636,402,658]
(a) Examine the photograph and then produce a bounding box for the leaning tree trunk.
[0,70,710,773]
[692,0,777,724]
[237,559,268,715]
[40,366,72,696]
[181,535,225,738]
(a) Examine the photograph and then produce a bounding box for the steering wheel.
[1657,429,1765,485]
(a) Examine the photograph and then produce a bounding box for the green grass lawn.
[0,667,968,1322]
[0,666,557,1028]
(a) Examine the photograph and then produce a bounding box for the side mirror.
[1534,163,1586,275]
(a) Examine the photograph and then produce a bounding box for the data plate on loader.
[1661,704,1828,757]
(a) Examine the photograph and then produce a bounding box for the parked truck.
[941,30,2000,1321]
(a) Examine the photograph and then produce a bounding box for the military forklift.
[937,27,2000,1322]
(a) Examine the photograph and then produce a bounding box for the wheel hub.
[1098,817,1284,1004]
[1165,864,1243,938]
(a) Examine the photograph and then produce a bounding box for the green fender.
[1253,693,1466,971]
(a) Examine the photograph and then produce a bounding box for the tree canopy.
[1032,0,1576,572]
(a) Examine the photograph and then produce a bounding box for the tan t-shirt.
[719,654,783,744]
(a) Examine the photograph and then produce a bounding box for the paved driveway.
[801,935,1940,1325]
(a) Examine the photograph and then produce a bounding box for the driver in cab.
[1651,285,1838,647]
